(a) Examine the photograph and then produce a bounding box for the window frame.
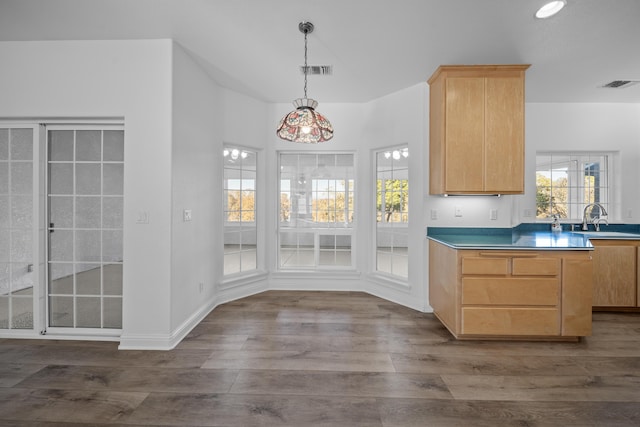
[277,152,356,271]
[535,151,612,222]
[374,145,409,280]
[222,145,257,277]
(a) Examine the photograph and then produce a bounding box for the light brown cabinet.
[427,64,530,195]
[590,240,639,308]
[429,240,593,340]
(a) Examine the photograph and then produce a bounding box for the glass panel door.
[0,127,35,329]
[47,127,123,329]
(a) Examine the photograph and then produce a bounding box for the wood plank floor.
[1,290,639,426]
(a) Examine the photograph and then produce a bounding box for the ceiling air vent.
[600,80,640,88]
[300,65,333,75]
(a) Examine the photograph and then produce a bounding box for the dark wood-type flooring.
[1,291,640,426]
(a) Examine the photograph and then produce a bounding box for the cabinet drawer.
[512,258,560,276]
[462,277,559,306]
[462,257,509,275]
[461,307,559,336]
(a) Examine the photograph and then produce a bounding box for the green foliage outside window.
[536,174,568,218]
[376,179,408,222]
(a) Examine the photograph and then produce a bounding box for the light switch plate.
[136,211,149,224]
[183,209,192,222]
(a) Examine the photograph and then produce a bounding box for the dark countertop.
[427,224,640,251]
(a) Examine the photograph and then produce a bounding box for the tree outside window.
[536,153,609,220]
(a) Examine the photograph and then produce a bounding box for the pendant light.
[277,21,333,143]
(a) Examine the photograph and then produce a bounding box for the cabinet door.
[484,77,524,193]
[562,257,592,337]
[445,78,484,192]
[592,245,636,307]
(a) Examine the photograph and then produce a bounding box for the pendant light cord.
[303,30,308,99]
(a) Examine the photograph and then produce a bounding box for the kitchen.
[0,0,639,349]
[1,0,640,424]
[426,64,640,340]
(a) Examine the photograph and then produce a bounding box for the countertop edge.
[426,235,595,251]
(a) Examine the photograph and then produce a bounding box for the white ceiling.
[2,0,640,104]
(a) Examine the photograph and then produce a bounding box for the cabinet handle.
[478,252,538,258]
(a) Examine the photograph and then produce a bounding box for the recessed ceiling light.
[535,0,567,19]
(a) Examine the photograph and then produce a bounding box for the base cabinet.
[429,241,592,340]
[591,240,639,309]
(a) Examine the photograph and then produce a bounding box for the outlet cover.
[183,209,192,222]
[136,211,149,224]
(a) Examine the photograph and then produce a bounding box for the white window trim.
[276,151,356,271]
[536,151,615,222]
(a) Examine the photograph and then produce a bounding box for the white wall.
[169,43,224,337]
[4,39,639,347]
[422,103,640,229]
[263,85,429,311]
[519,103,640,224]
[360,83,428,311]
[0,40,175,346]
[266,101,366,293]
[218,89,270,301]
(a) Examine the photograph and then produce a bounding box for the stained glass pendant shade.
[277,22,333,143]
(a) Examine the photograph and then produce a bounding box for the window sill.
[220,270,268,290]
[271,270,361,281]
[366,272,411,290]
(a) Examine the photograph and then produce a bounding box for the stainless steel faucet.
[582,203,608,231]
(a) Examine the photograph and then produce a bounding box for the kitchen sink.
[572,231,640,239]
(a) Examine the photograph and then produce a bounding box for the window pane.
[76,164,101,195]
[103,264,123,295]
[76,264,101,295]
[0,129,8,160]
[76,297,101,328]
[223,147,257,275]
[103,297,122,328]
[49,296,73,327]
[76,196,101,228]
[103,130,124,162]
[10,128,33,160]
[11,162,32,195]
[49,163,73,195]
[375,146,408,279]
[536,152,611,221]
[224,252,241,275]
[278,153,355,270]
[103,164,124,195]
[47,128,124,331]
[49,130,74,161]
[76,130,101,161]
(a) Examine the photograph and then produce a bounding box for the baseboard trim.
[119,295,218,350]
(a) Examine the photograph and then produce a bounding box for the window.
[223,147,256,275]
[375,147,409,279]
[536,152,610,220]
[47,126,124,329]
[278,153,354,269]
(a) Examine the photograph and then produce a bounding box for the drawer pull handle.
[478,252,538,258]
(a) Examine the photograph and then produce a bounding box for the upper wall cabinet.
[428,64,530,195]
